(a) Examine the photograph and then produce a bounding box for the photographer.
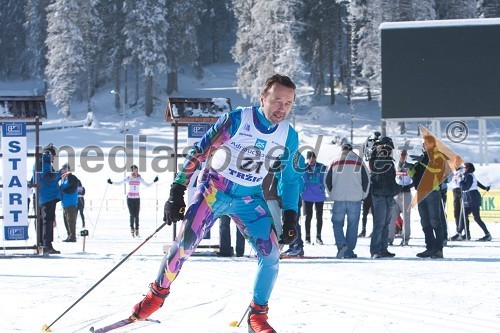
[368,137,400,258]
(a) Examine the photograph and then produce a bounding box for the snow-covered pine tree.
[123,0,168,116]
[80,0,103,114]
[435,0,476,19]
[23,0,50,82]
[198,0,235,65]
[478,0,500,18]
[45,0,86,116]
[232,0,305,104]
[0,0,27,79]
[165,0,203,94]
[95,0,127,113]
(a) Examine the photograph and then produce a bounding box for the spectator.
[33,143,61,254]
[358,187,373,237]
[390,150,413,246]
[326,143,370,259]
[451,162,492,242]
[60,163,79,243]
[218,215,245,257]
[302,151,327,244]
[409,135,446,258]
[108,165,158,237]
[369,137,400,259]
[77,178,86,228]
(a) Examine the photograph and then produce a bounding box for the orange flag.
[410,125,463,208]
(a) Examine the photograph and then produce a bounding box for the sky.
[0,62,499,333]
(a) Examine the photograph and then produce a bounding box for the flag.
[410,125,463,208]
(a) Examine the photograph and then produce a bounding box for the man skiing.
[131,74,301,332]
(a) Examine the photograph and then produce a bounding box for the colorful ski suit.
[156,106,301,305]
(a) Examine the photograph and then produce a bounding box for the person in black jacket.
[450,162,492,241]
[369,137,400,258]
[77,179,86,228]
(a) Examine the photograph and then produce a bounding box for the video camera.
[363,131,381,161]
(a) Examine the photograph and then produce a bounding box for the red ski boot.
[131,282,170,320]
[247,301,276,333]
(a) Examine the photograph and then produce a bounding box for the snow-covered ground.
[1,62,499,333]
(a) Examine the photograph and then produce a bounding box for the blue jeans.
[331,201,362,256]
[370,195,396,255]
[418,190,444,251]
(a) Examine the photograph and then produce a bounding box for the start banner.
[1,122,29,240]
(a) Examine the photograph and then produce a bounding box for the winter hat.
[62,163,71,171]
[464,162,475,173]
[42,143,57,156]
[378,136,394,150]
[342,143,353,151]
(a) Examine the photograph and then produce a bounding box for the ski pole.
[92,183,109,237]
[42,220,170,333]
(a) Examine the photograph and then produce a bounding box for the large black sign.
[381,19,500,119]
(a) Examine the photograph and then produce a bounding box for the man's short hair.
[423,135,436,144]
[260,74,296,97]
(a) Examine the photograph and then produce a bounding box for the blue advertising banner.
[1,122,29,240]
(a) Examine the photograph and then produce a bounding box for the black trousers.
[452,188,462,227]
[39,200,58,248]
[303,200,324,240]
[361,196,373,229]
[127,198,140,230]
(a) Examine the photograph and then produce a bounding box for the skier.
[107,165,158,237]
[450,162,492,241]
[130,74,301,333]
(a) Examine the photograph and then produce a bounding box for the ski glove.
[164,183,187,225]
[279,210,298,245]
[107,178,113,184]
[485,185,491,192]
[153,176,159,183]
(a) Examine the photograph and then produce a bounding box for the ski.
[279,255,338,259]
[89,317,160,333]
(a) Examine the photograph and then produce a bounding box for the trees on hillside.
[2,1,500,116]
[232,0,305,103]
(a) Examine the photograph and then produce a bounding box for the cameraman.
[368,137,400,258]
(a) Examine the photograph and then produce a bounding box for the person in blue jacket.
[60,163,79,242]
[301,151,327,244]
[130,74,302,332]
[33,144,61,254]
